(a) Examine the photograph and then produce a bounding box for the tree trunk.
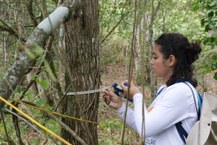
[135,0,161,96]
[61,0,100,145]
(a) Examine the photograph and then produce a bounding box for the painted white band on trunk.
[37,6,69,34]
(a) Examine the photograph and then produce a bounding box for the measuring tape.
[66,87,110,96]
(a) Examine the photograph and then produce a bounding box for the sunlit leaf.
[36,78,49,90]
[44,60,56,81]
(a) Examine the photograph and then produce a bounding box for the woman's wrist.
[114,101,123,110]
[132,93,143,103]
[115,101,125,111]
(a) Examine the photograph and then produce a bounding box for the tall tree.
[61,0,100,144]
[0,1,89,144]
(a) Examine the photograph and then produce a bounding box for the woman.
[102,33,202,145]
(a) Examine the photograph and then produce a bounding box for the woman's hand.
[102,88,123,110]
[121,81,140,99]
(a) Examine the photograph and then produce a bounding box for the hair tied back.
[186,42,201,64]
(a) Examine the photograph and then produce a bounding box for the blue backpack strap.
[156,87,165,97]
[156,86,188,143]
[175,122,188,144]
[175,82,202,144]
[155,84,202,144]
[197,92,203,120]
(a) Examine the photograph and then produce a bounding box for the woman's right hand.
[102,88,123,110]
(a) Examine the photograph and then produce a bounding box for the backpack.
[157,82,217,145]
[174,82,203,144]
[155,82,204,144]
[186,92,217,145]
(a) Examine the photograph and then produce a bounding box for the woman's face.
[150,44,175,81]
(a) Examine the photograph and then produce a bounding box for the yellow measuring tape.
[0,96,71,145]
[9,98,98,125]
[9,98,113,141]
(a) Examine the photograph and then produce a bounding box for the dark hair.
[155,33,201,87]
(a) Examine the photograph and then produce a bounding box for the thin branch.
[100,0,132,45]
[152,0,161,20]
[47,113,88,145]
[4,106,59,144]
[121,0,137,144]
[12,108,25,145]
[4,108,57,145]
[53,84,72,111]
[5,108,42,134]
[19,37,53,101]
[6,107,56,144]
[10,100,88,145]
[26,0,38,27]
[0,19,26,42]
[44,37,64,106]
[100,10,131,45]
[0,110,11,145]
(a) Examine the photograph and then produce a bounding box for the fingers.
[120,80,140,99]
[120,80,128,91]
[102,88,115,105]
[101,87,123,109]
[120,80,128,86]
[104,96,110,105]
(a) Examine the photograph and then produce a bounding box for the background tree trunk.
[61,0,100,144]
[134,0,161,97]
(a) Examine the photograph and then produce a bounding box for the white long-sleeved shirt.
[117,82,199,145]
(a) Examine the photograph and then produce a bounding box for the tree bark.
[61,0,100,144]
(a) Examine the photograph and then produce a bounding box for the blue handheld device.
[112,82,133,102]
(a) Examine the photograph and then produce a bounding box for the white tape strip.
[66,87,110,96]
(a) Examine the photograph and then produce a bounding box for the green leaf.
[35,99,45,106]
[192,3,199,11]
[25,48,36,59]
[36,78,49,90]
[209,1,217,7]
[201,18,205,26]
[205,25,210,32]
[214,72,217,80]
[207,10,214,17]
[15,86,25,93]
[33,46,44,56]
[44,60,56,81]
[24,45,44,59]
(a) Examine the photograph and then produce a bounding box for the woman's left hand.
[121,81,140,99]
